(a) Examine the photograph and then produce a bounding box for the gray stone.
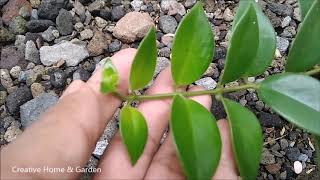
[185,0,196,8]
[20,93,58,127]
[167,2,186,16]
[281,16,291,28]
[298,153,308,162]
[158,47,171,58]
[14,35,26,51]
[293,7,301,22]
[31,9,38,20]
[26,20,55,33]
[261,148,276,165]
[113,12,154,43]
[130,0,143,11]
[0,91,7,106]
[88,0,105,12]
[280,139,289,150]
[195,77,217,90]
[159,15,177,34]
[286,147,300,161]
[155,57,170,75]
[94,17,108,29]
[93,140,108,157]
[8,16,27,34]
[56,9,73,36]
[25,40,40,64]
[41,26,57,42]
[50,69,66,88]
[1,69,13,89]
[108,39,122,53]
[0,27,15,43]
[160,0,177,12]
[5,86,32,114]
[38,0,68,20]
[267,2,293,16]
[93,113,118,157]
[111,5,125,21]
[258,112,284,128]
[73,68,91,81]
[1,116,14,129]
[40,41,89,66]
[276,36,289,54]
[4,122,22,142]
[80,29,94,40]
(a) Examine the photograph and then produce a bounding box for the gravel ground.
[0,0,318,179]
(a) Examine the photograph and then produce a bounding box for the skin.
[1,48,238,179]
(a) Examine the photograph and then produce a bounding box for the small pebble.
[293,161,303,174]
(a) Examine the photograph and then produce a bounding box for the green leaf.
[120,106,148,165]
[258,73,320,135]
[222,98,262,179]
[221,3,259,84]
[298,0,316,20]
[171,2,214,86]
[100,59,119,94]
[245,3,276,77]
[286,0,320,72]
[170,95,221,180]
[129,27,157,90]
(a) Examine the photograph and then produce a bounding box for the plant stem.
[117,66,319,102]
[304,66,320,76]
[128,83,258,101]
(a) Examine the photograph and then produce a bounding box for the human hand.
[1,48,238,179]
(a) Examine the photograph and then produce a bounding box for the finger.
[95,67,182,179]
[60,80,85,99]
[145,86,211,179]
[212,119,238,180]
[86,48,137,120]
[0,49,137,179]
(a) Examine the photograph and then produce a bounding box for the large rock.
[40,41,89,66]
[5,86,32,114]
[20,93,58,127]
[87,31,109,56]
[113,12,154,43]
[56,9,73,35]
[26,20,55,33]
[0,46,27,69]
[37,0,68,20]
[1,0,31,25]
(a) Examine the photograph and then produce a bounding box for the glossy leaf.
[222,98,262,179]
[170,95,221,179]
[258,74,320,135]
[120,106,148,165]
[100,59,119,94]
[286,0,320,72]
[171,2,214,86]
[129,27,157,90]
[221,3,259,84]
[245,2,276,77]
[298,0,316,20]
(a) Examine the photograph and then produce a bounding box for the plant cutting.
[100,0,320,179]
